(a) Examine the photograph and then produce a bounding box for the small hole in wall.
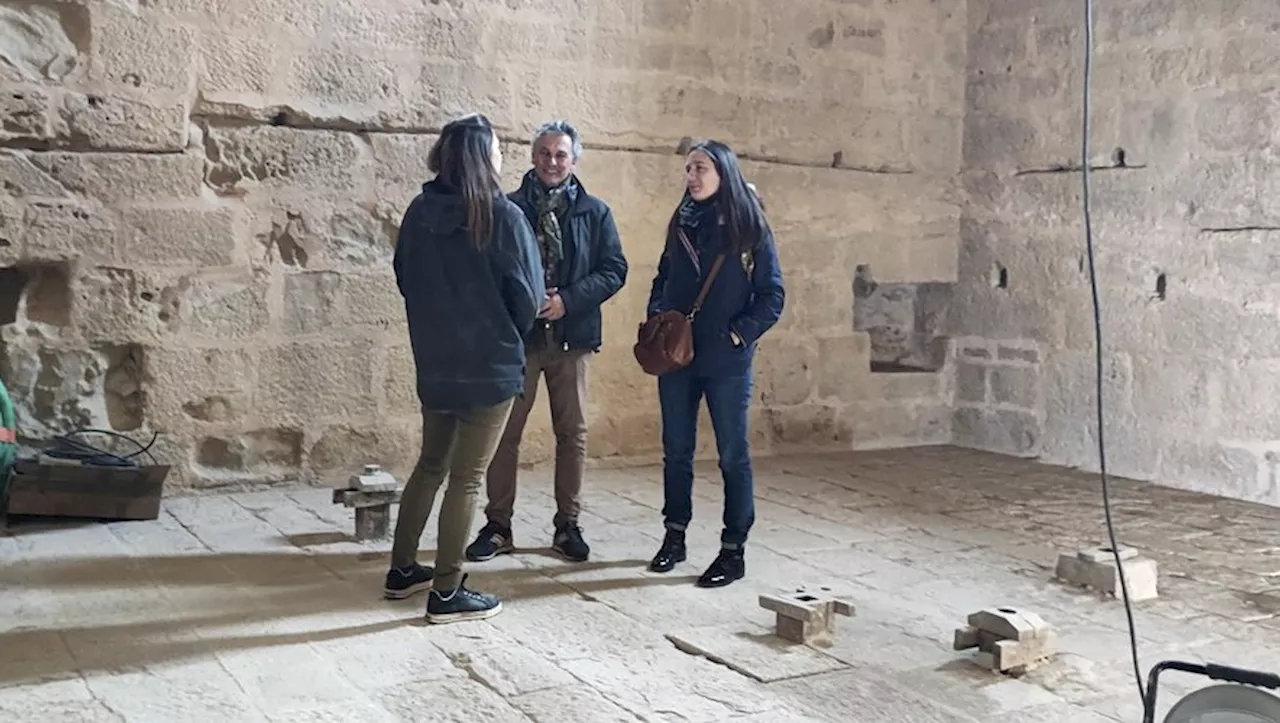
[992,265,1008,289]
[1112,147,1127,167]
[1154,272,1167,301]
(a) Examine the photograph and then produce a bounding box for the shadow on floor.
[2,549,688,684]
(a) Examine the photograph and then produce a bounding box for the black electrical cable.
[1079,0,1147,709]
[40,428,159,468]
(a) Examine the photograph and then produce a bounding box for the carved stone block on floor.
[1054,545,1159,601]
[758,586,856,648]
[953,607,1056,675]
[331,464,402,540]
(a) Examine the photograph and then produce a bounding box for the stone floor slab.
[666,623,850,682]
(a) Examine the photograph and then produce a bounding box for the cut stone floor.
[3,445,1280,722]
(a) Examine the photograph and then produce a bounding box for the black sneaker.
[648,529,686,573]
[425,574,503,624]
[383,563,434,599]
[551,523,590,562]
[696,548,745,588]
[465,522,514,562]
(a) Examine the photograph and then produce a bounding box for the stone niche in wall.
[852,264,953,373]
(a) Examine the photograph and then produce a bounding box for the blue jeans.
[657,367,755,549]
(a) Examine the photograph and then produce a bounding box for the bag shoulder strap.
[674,228,726,319]
[690,253,726,319]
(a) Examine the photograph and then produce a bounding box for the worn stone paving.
[3,445,1280,722]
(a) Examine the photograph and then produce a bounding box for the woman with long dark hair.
[645,140,786,587]
[383,113,545,623]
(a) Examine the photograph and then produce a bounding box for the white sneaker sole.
[425,601,504,625]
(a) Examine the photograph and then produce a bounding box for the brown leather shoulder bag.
[634,231,726,376]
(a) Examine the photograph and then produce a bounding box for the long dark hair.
[427,113,502,248]
[667,140,770,255]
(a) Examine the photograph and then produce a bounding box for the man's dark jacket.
[393,179,546,411]
[509,174,628,352]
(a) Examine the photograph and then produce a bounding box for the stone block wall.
[1,0,964,487]
[955,0,1280,504]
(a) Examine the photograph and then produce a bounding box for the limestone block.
[176,268,271,340]
[282,271,403,335]
[759,586,856,648]
[588,344,652,412]
[73,266,182,343]
[763,404,852,449]
[407,61,514,128]
[905,227,962,281]
[600,411,662,460]
[307,422,419,486]
[87,4,197,96]
[785,274,854,337]
[330,4,487,53]
[30,152,206,203]
[282,46,405,113]
[194,427,304,484]
[370,134,439,202]
[953,607,1056,675]
[0,87,53,142]
[852,401,951,448]
[774,227,853,281]
[203,125,365,194]
[1054,546,1159,602]
[256,342,376,424]
[328,203,400,267]
[989,365,1039,409]
[0,3,85,84]
[241,196,329,269]
[755,335,816,406]
[143,346,258,430]
[114,204,238,266]
[21,199,116,264]
[0,150,68,199]
[956,361,988,403]
[962,113,1040,171]
[748,405,777,456]
[815,333,870,403]
[380,344,419,418]
[199,31,280,99]
[954,406,1041,457]
[53,92,189,152]
[0,197,20,264]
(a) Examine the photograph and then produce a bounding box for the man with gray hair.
[466,120,628,563]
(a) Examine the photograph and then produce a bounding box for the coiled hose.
[0,375,15,486]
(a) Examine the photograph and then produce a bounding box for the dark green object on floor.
[0,375,15,500]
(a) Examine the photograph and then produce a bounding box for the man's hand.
[539,288,566,320]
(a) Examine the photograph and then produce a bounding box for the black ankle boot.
[696,548,745,588]
[649,530,687,573]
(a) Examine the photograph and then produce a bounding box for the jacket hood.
[417,179,469,234]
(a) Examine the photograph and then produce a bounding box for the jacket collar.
[516,170,592,216]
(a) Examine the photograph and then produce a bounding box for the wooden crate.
[3,458,169,521]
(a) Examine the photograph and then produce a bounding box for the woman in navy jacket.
[645,140,786,588]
